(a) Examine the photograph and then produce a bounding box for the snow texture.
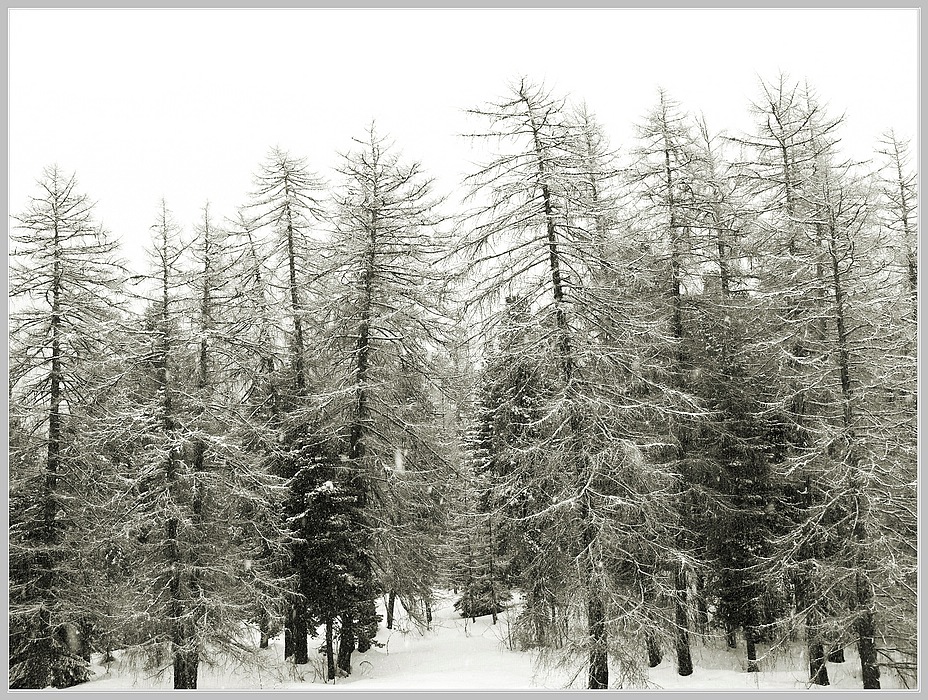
[70,591,905,691]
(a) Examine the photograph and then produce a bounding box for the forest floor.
[73,591,904,691]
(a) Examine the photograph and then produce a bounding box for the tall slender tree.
[729,77,843,686]
[459,79,686,689]
[686,115,781,674]
[630,90,707,677]
[9,166,124,688]
[311,126,450,675]
[246,148,326,664]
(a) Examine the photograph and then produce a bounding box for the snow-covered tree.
[459,79,686,689]
[867,130,918,683]
[876,131,917,322]
[9,166,124,688]
[245,148,326,663]
[85,201,285,689]
[310,126,450,674]
[732,76,917,689]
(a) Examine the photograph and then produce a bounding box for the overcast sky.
[9,8,918,272]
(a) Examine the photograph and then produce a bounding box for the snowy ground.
[73,592,907,691]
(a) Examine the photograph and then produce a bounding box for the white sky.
[8,8,919,272]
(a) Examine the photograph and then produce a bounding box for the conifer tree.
[246,148,326,663]
[311,126,449,674]
[9,167,124,688]
[86,201,285,688]
[629,90,708,677]
[459,79,686,689]
[729,77,841,686]
[868,131,917,682]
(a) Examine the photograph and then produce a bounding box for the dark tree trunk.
[259,611,270,649]
[173,648,199,690]
[647,635,663,667]
[283,197,306,392]
[425,600,432,629]
[325,618,336,681]
[726,626,737,649]
[694,573,709,636]
[587,595,608,689]
[805,597,830,686]
[78,619,93,662]
[386,591,396,630]
[809,639,829,686]
[828,646,845,663]
[674,568,693,676]
[291,602,308,665]
[337,615,355,676]
[284,606,293,659]
[745,626,759,673]
[855,572,881,689]
[796,571,830,686]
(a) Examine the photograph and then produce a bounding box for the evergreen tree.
[730,77,841,686]
[87,201,285,688]
[459,79,686,688]
[629,90,709,677]
[9,167,124,688]
[311,126,449,674]
[246,148,326,664]
[462,297,559,641]
[867,131,917,684]
[378,356,450,630]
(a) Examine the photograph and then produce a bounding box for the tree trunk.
[808,638,829,686]
[283,196,306,392]
[828,646,845,664]
[647,635,663,667]
[726,626,737,649]
[325,618,336,681]
[337,614,354,676]
[386,591,396,630]
[674,568,693,676]
[291,602,308,665]
[173,648,199,690]
[78,618,93,662]
[39,226,64,681]
[425,600,432,629]
[796,570,829,686]
[259,611,270,649]
[284,606,293,659]
[855,571,881,689]
[587,595,609,689]
[694,573,709,636]
[805,597,830,686]
[745,626,759,673]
